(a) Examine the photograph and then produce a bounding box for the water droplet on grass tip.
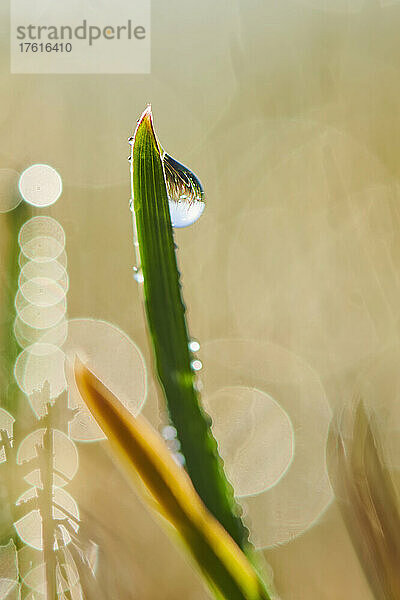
[164,153,205,228]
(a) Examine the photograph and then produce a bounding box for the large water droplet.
[164,153,205,228]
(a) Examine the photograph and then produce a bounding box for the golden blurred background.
[2,0,400,598]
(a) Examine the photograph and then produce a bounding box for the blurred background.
[2,0,400,598]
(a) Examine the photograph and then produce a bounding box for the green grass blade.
[130,106,252,556]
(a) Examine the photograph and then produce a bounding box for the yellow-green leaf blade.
[74,359,272,600]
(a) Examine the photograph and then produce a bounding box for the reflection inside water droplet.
[164,154,204,204]
[164,153,205,228]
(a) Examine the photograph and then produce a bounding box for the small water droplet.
[133,266,144,283]
[162,425,177,440]
[128,155,132,162]
[191,359,202,372]
[194,379,203,392]
[168,438,181,452]
[129,198,134,212]
[128,136,134,145]
[173,452,186,467]
[188,339,200,352]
